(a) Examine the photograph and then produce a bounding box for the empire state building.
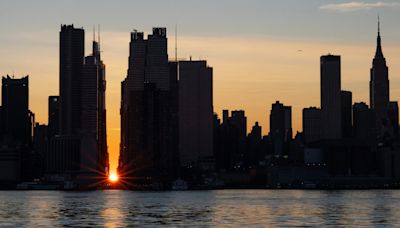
[370,18,389,130]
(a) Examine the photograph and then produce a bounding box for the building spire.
[375,15,384,59]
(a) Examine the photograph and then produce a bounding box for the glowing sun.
[109,174,119,182]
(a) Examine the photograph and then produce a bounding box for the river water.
[0,190,399,227]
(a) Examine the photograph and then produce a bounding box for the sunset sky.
[1,0,400,174]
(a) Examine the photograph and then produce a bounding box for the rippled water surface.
[1,190,400,227]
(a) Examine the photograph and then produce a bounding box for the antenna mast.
[98,24,101,51]
[175,24,178,62]
[378,14,380,35]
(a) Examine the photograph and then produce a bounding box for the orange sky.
[2,32,400,175]
[2,1,400,176]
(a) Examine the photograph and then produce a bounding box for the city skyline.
[2,1,400,176]
[4,2,400,227]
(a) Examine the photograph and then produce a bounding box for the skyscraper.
[370,18,389,132]
[46,25,85,182]
[221,110,247,169]
[270,101,292,142]
[49,25,108,187]
[96,38,109,178]
[122,28,169,98]
[269,101,292,155]
[59,24,84,135]
[81,36,109,178]
[179,60,214,167]
[1,75,35,181]
[1,75,31,145]
[247,122,263,166]
[321,55,342,139]
[119,28,177,187]
[146,28,169,90]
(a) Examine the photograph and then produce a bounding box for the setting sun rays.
[109,174,119,182]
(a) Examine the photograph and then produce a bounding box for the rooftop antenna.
[378,14,380,36]
[132,28,137,40]
[175,24,178,62]
[93,25,96,42]
[97,24,101,53]
[98,24,101,51]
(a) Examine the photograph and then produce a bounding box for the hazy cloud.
[320,1,400,12]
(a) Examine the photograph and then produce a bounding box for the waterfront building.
[370,18,390,134]
[59,24,84,135]
[269,101,292,156]
[119,28,178,186]
[321,55,342,139]
[179,60,214,168]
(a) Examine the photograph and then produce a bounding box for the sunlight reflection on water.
[0,190,400,227]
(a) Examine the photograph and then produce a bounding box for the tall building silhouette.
[269,101,292,155]
[247,121,263,166]
[47,25,85,183]
[270,101,292,142]
[215,110,248,170]
[122,28,169,97]
[96,38,109,178]
[179,60,214,167]
[46,25,109,188]
[1,76,31,145]
[1,75,35,182]
[370,18,389,132]
[146,28,170,90]
[59,24,84,135]
[81,34,109,178]
[321,55,342,139]
[119,28,177,187]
